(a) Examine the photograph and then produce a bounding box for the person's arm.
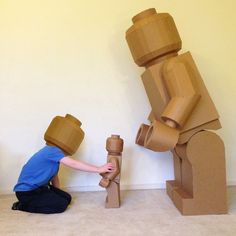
[60,156,114,174]
[51,174,60,188]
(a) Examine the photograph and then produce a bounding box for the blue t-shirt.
[13,145,65,192]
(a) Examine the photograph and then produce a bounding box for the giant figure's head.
[126,8,182,67]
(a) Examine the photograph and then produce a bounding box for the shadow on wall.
[59,143,87,188]
[120,145,134,188]
[0,146,27,194]
[107,22,151,133]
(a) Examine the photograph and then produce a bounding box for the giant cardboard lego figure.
[125,8,227,215]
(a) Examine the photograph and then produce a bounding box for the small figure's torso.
[107,154,122,182]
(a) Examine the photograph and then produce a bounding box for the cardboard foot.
[166,180,181,200]
[173,188,227,215]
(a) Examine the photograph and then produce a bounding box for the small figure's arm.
[99,157,120,188]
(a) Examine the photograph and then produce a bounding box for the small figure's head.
[126,8,182,67]
[44,114,84,155]
[106,135,124,155]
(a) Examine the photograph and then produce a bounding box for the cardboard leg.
[168,131,227,215]
[175,144,193,196]
[173,149,182,185]
[105,181,120,208]
[166,150,182,200]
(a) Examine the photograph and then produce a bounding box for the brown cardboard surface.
[166,180,180,201]
[99,155,120,188]
[125,8,227,215]
[135,123,150,146]
[106,135,123,154]
[169,131,227,215]
[126,8,181,66]
[175,144,193,197]
[148,111,155,122]
[142,52,221,134]
[141,61,170,120]
[172,149,182,185]
[161,58,201,128]
[144,120,179,152]
[44,114,84,155]
[168,53,220,132]
[178,119,221,144]
[105,182,120,208]
[100,135,124,208]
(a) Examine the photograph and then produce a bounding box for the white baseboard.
[2,181,236,196]
[64,181,236,192]
[65,183,166,193]
[226,181,236,186]
[0,183,166,195]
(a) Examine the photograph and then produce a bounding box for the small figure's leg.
[105,181,120,208]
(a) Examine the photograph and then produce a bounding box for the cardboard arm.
[104,157,120,181]
[99,157,120,188]
[161,60,200,128]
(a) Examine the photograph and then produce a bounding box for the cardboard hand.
[144,120,179,152]
[99,178,111,188]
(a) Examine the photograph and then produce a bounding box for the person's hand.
[98,162,114,174]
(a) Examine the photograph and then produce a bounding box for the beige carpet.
[1,187,236,236]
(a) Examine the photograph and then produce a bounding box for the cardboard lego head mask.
[126,8,182,67]
[44,114,85,155]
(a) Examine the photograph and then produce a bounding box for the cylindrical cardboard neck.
[65,114,82,126]
[132,8,156,23]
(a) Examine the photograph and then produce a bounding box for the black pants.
[15,185,72,214]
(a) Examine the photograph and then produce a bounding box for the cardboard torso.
[107,154,122,182]
[141,52,221,141]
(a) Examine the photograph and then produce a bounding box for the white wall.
[0,0,235,194]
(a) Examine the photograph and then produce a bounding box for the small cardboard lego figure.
[125,8,227,215]
[99,135,124,208]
